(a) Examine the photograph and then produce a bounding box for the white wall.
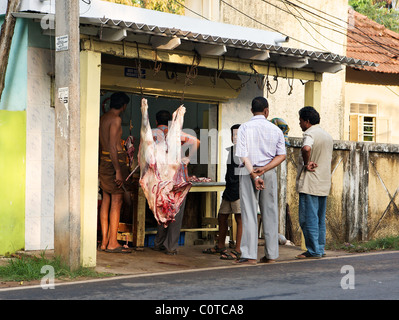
[25,47,55,250]
[185,0,348,141]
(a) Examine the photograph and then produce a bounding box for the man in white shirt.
[295,106,333,259]
[235,96,286,265]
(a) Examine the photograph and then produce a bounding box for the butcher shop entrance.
[98,54,243,249]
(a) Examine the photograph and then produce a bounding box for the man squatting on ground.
[235,96,286,265]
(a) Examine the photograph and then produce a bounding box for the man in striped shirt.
[235,96,286,265]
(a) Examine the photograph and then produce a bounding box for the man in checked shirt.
[235,97,286,265]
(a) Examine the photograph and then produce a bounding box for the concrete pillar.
[304,80,322,111]
[80,50,101,267]
[54,0,81,270]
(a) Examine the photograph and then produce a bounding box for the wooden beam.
[80,38,321,81]
[278,56,309,69]
[101,28,127,42]
[194,43,227,56]
[311,62,342,73]
[133,187,146,248]
[150,35,181,50]
[237,49,269,61]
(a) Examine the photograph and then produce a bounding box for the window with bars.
[362,116,376,142]
[349,103,377,142]
[349,103,391,143]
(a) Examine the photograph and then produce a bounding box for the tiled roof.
[347,8,399,73]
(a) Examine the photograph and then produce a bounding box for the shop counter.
[119,181,226,248]
[189,182,225,225]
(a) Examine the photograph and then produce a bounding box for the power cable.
[219,0,326,51]
[173,0,210,20]
[174,0,396,68]
[281,0,329,51]
[281,0,399,57]
[281,0,348,49]
[261,0,399,59]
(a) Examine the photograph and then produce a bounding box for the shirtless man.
[98,92,133,253]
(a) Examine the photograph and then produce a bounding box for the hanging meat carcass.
[138,98,192,227]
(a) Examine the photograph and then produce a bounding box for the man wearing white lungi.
[235,97,286,265]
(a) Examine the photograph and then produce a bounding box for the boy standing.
[203,124,242,260]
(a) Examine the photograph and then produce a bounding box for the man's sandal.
[202,245,226,254]
[220,250,241,260]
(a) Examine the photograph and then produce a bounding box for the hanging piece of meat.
[138,98,192,227]
[124,135,135,167]
[188,176,213,183]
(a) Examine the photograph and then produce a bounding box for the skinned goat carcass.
[138,98,191,227]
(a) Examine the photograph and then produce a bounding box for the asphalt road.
[1,251,398,302]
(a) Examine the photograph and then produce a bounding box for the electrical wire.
[173,0,210,20]
[281,0,329,51]
[173,0,399,77]
[219,0,326,51]
[280,0,399,97]
[171,1,399,101]
[222,0,399,59]
[280,0,399,57]
[282,1,348,49]
[259,0,399,61]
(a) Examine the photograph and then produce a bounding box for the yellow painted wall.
[80,50,101,267]
[344,82,399,143]
[0,110,26,255]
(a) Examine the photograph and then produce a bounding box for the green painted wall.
[0,110,26,255]
[0,17,28,255]
[0,17,28,111]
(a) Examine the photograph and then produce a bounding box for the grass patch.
[0,251,115,282]
[328,235,399,253]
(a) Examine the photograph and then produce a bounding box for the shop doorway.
[98,92,219,248]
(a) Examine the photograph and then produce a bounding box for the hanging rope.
[165,64,177,81]
[222,74,252,92]
[135,42,144,97]
[287,68,294,96]
[181,53,201,102]
[152,49,162,76]
[250,62,266,91]
[265,63,279,97]
[210,55,225,86]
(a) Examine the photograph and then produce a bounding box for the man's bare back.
[99,110,123,153]
[98,92,132,253]
[99,108,126,188]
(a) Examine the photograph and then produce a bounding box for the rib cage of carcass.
[138,98,191,227]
